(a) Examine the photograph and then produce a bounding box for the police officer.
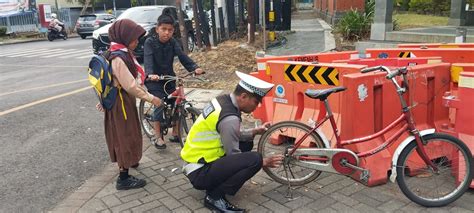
[180,71,284,212]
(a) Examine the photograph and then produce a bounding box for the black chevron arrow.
[309,66,321,84]
[285,64,296,81]
[322,67,335,85]
[297,65,308,83]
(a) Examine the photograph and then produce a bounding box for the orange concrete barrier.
[398,43,474,49]
[366,48,474,64]
[340,63,451,186]
[333,57,442,67]
[256,51,358,76]
[442,72,474,188]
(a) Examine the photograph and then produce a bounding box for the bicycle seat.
[305,86,347,100]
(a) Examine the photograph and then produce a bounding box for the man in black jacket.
[144,13,203,149]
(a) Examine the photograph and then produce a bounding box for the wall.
[314,0,365,24]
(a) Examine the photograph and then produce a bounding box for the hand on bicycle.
[254,121,272,135]
[263,155,284,168]
[96,102,104,112]
[194,68,204,75]
[151,96,163,107]
[148,74,160,81]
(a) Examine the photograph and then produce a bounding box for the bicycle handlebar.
[360,66,408,79]
[145,70,207,82]
[386,67,408,79]
[360,66,382,73]
[361,66,409,94]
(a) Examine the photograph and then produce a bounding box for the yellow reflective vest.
[181,95,240,164]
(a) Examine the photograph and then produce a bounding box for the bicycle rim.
[396,133,472,207]
[258,121,325,186]
[139,100,155,138]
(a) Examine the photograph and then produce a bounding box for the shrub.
[335,0,374,41]
[335,9,372,41]
[0,26,6,36]
[409,0,450,16]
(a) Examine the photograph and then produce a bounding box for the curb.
[0,34,80,46]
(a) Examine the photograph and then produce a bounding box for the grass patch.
[394,13,448,30]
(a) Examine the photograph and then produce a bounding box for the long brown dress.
[103,58,153,169]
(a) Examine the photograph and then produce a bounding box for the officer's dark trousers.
[187,141,263,198]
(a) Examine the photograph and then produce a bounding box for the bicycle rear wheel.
[258,121,326,186]
[138,100,155,139]
[177,106,200,147]
[396,133,473,207]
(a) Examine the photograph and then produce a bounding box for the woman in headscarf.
[97,19,163,190]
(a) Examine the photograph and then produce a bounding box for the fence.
[0,11,38,34]
[0,8,72,35]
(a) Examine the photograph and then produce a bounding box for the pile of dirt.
[174,40,259,92]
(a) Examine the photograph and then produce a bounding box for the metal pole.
[262,0,266,50]
[113,0,117,17]
[268,0,275,42]
[247,0,255,43]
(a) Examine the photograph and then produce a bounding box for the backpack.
[88,51,128,118]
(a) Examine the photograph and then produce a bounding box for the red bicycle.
[139,71,206,147]
[258,66,473,207]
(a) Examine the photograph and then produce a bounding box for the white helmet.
[51,13,57,19]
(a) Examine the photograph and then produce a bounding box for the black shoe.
[169,135,180,143]
[223,197,245,211]
[204,195,245,213]
[116,175,146,190]
[151,138,166,149]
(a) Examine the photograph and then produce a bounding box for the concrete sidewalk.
[50,11,474,213]
[51,134,474,213]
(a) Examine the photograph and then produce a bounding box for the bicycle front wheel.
[258,121,326,186]
[177,106,200,147]
[396,133,473,207]
[138,100,155,139]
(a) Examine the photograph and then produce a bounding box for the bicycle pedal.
[360,170,371,184]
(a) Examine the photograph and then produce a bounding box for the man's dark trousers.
[187,141,262,198]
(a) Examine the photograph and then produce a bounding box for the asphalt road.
[0,37,112,212]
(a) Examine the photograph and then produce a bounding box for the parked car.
[92,6,193,61]
[76,13,115,39]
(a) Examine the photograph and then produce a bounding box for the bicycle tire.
[177,106,200,147]
[258,121,326,186]
[396,133,473,207]
[138,100,155,139]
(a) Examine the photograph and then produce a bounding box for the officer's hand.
[96,102,104,112]
[151,97,163,107]
[254,121,272,135]
[194,68,204,75]
[263,155,284,168]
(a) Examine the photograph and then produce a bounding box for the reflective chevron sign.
[284,64,339,86]
[398,51,414,58]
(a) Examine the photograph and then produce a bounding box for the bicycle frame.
[288,66,437,170]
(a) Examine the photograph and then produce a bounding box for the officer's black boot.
[204,195,245,213]
[223,197,245,212]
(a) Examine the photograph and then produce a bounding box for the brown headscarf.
[106,19,145,78]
